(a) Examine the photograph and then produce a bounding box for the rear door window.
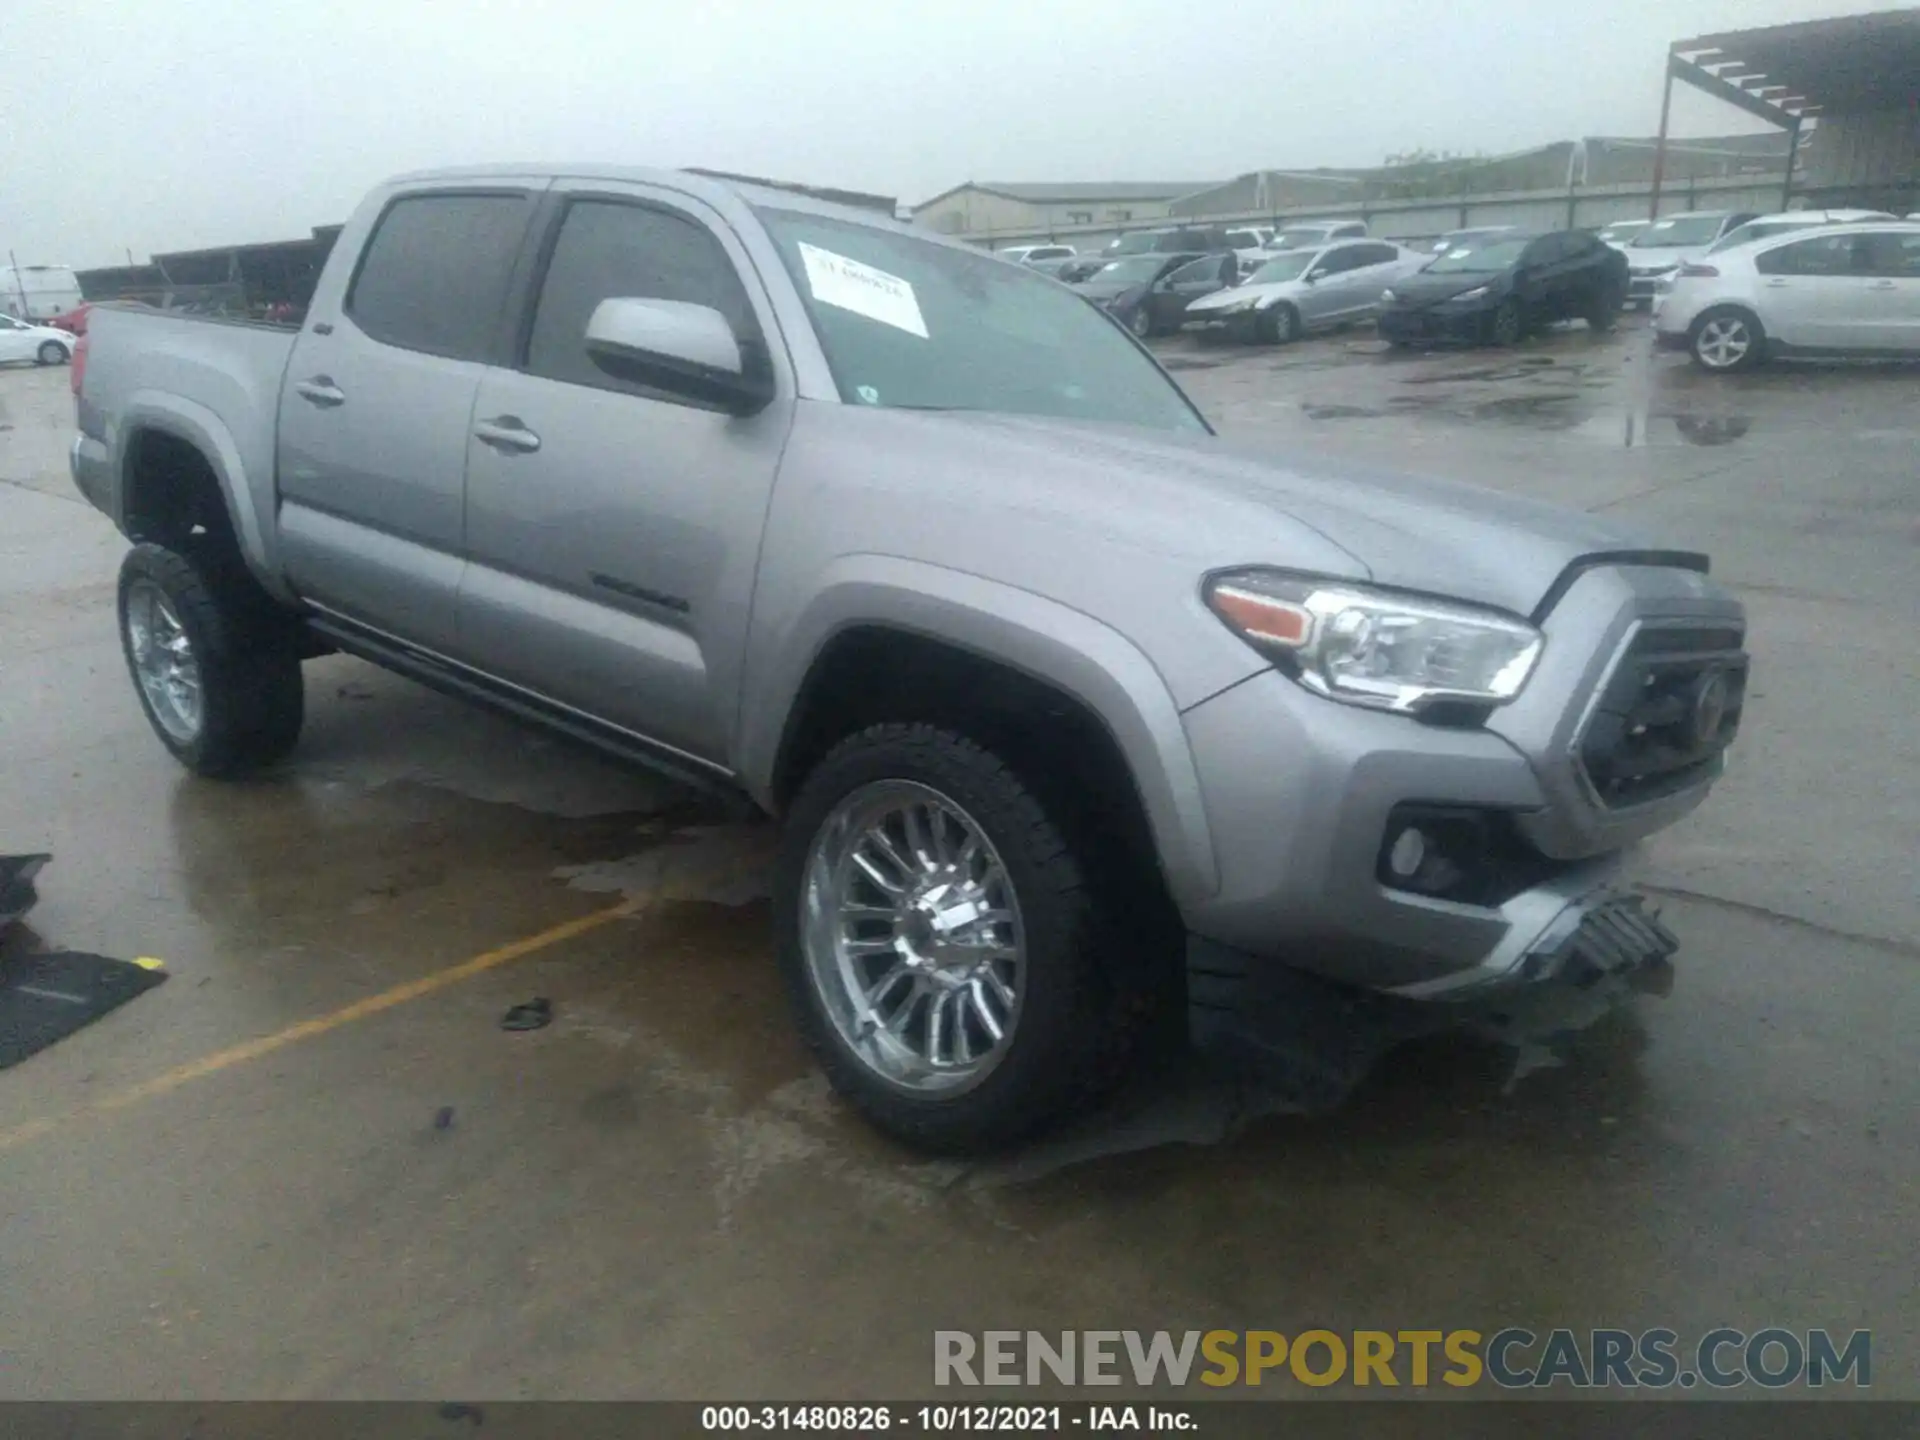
[346,192,532,361]
[1856,231,1920,278]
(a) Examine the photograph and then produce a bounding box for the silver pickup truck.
[72,165,1749,1151]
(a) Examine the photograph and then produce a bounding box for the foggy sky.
[6,0,1902,267]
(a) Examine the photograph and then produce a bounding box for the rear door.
[276,182,540,654]
[456,184,794,762]
[1333,242,1406,316]
[1753,233,1875,347]
[1853,230,1920,352]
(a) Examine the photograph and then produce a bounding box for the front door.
[1152,255,1235,331]
[0,315,39,363]
[275,184,540,654]
[457,186,793,763]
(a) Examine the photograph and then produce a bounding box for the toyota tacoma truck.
[72,166,1748,1152]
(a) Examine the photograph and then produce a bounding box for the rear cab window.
[346,192,533,361]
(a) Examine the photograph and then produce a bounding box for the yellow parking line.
[0,899,637,1154]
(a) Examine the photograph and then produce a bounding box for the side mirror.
[585,298,774,415]
[1305,268,1328,284]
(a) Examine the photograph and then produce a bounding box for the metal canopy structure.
[1654,6,1920,214]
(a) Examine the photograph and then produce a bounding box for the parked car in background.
[1265,220,1369,251]
[1378,229,1627,346]
[1187,239,1423,343]
[1071,250,1237,337]
[1624,211,1757,306]
[0,312,77,365]
[1057,227,1234,282]
[1224,226,1272,271]
[1595,219,1651,251]
[998,244,1076,265]
[0,263,85,322]
[1705,209,1895,254]
[1655,222,1920,371]
[1426,226,1517,255]
[1026,255,1080,280]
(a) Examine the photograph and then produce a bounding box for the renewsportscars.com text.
[933,1328,1871,1390]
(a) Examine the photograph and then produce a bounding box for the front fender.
[737,554,1221,907]
[114,392,294,603]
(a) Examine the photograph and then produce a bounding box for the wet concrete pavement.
[1,324,1915,1401]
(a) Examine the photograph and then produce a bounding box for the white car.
[1595,219,1651,252]
[0,312,76,365]
[1707,209,1896,254]
[1224,226,1272,272]
[1624,210,1758,306]
[998,244,1076,265]
[1654,221,1920,371]
[1184,239,1422,343]
[1264,219,1369,252]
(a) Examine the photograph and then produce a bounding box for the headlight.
[1204,571,1543,714]
[1448,285,1490,302]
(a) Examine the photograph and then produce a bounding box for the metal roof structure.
[1654,7,1920,215]
[913,180,1224,212]
[1669,7,1920,122]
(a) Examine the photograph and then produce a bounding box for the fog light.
[1387,827,1428,879]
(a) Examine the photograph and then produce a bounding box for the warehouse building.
[912,181,1225,237]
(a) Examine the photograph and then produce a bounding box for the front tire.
[1688,307,1764,372]
[1584,289,1622,333]
[36,340,68,365]
[117,544,304,777]
[775,723,1120,1153]
[1127,306,1153,340]
[1259,303,1302,345]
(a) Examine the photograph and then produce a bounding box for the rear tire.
[775,723,1128,1154]
[1260,303,1302,345]
[117,543,304,777]
[36,340,68,365]
[1688,307,1764,372]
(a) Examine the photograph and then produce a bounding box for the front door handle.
[1868,279,1898,290]
[474,416,542,455]
[294,376,345,407]
[1765,278,1790,287]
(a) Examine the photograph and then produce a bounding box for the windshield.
[1102,231,1165,256]
[1268,227,1330,250]
[1597,221,1647,241]
[1424,236,1534,273]
[756,210,1206,434]
[1089,257,1165,284]
[1243,252,1316,284]
[1634,216,1726,248]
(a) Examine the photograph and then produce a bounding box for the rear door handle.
[294,376,345,407]
[1765,278,1790,287]
[1868,279,1898,289]
[474,416,541,455]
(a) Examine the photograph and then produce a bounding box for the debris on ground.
[500,997,552,1032]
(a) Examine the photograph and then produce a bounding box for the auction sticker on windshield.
[798,242,928,338]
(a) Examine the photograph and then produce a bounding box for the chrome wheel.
[1128,307,1151,339]
[800,779,1025,1095]
[124,578,203,744]
[1694,315,1753,370]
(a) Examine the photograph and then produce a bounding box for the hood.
[1188,281,1294,313]
[1626,243,1706,270]
[1385,271,1502,306]
[808,406,1677,622]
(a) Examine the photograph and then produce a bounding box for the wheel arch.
[741,557,1221,909]
[114,396,293,602]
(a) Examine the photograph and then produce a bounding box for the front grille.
[1576,624,1748,808]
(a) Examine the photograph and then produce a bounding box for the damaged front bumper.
[1186,884,1679,1109]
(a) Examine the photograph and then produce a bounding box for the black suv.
[1377,229,1628,346]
